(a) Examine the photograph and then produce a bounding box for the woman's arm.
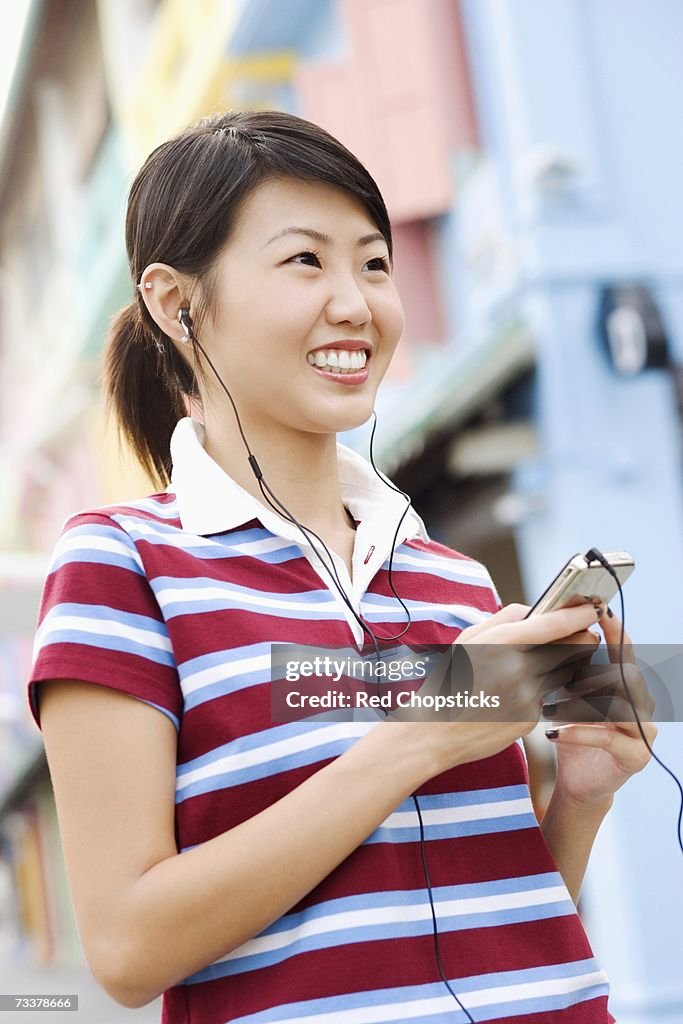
[38,679,439,1009]
[539,790,613,904]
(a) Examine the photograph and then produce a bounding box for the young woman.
[28,110,655,1024]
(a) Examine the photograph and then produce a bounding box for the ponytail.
[101,299,197,490]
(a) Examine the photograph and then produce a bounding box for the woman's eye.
[290,250,390,273]
[368,256,391,273]
[291,250,322,267]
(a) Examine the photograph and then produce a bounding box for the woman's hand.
[383,601,604,779]
[542,609,658,808]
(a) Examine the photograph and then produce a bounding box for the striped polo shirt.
[28,417,615,1023]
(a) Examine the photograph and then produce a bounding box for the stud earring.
[137,281,153,291]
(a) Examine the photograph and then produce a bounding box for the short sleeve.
[27,511,182,733]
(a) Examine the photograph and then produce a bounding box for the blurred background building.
[0,1,682,1021]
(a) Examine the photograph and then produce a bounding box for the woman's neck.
[200,412,353,536]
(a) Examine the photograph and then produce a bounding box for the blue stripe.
[176,735,360,800]
[114,518,305,563]
[359,597,482,629]
[210,958,606,1021]
[41,601,169,636]
[138,699,180,731]
[38,603,174,667]
[177,721,361,774]
[153,578,339,620]
[368,813,539,844]
[412,785,530,810]
[38,628,176,667]
[471,983,608,1022]
[112,499,180,520]
[188,899,575,982]
[179,642,274,708]
[50,524,144,575]
[387,551,496,586]
[264,871,566,931]
[180,642,435,711]
[182,670,264,711]
[50,546,145,575]
[177,728,531,805]
[185,873,570,981]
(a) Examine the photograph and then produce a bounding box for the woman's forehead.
[233,178,379,241]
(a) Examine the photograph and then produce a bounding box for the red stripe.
[171,918,603,1022]
[177,740,528,836]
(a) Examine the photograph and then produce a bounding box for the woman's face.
[198,176,404,436]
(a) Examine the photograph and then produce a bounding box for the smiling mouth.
[306,349,369,373]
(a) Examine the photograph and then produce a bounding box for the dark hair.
[101,109,394,489]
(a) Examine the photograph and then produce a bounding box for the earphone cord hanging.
[184,317,412,660]
[180,309,495,1022]
[584,551,683,856]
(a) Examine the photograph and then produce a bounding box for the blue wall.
[459,1,683,1019]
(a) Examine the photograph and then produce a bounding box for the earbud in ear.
[178,307,193,343]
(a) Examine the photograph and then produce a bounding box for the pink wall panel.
[295,0,478,222]
[391,220,447,346]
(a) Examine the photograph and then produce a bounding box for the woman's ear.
[138,263,193,343]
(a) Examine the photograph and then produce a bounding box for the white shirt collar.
[168,416,430,542]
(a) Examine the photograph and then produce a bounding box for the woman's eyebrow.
[263,226,385,248]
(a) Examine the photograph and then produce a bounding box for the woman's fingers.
[546,721,658,768]
[507,602,603,649]
[565,662,656,718]
[542,693,655,725]
[462,602,602,650]
[457,603,531,641]
[597,609,636,665]
[528,629,601,677]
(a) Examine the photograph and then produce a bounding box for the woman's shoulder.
[406,532,497,575]
[60,491,180,534]
[404,534,503,611]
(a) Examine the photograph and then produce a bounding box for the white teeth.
[307,348,369,372]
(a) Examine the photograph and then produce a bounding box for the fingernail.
[595,603,604,619]
[607,607,614,618]
[542,702,557,718]
[545,729,559,739]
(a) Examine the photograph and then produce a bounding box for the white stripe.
[118,521,297,558]
[380,797,533,829]
[390,553,492,579]
[35,613,172,652]
[55,532,143,569]
[466,968,609,1009]
[116,498,177,517]
[243,969,608,1024]
[359,598,492,624]
[157,584,337,613]
[182,651,271,696]
[264,993,454,1024]
[177,722,378,790]
[115,518,216,548]
[230,535,297,556]
[217,884,569,965]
